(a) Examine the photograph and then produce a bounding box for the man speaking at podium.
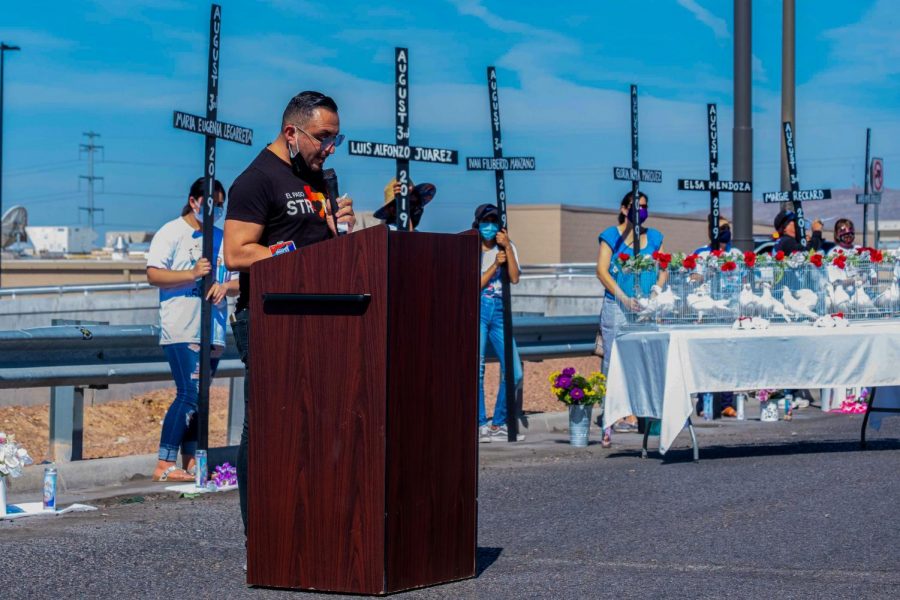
[223,91,356,540]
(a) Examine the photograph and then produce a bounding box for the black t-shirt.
[227,148,332,311]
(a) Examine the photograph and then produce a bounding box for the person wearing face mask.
[223,91,356,547]
[828,218,858,256]
[473,204,524,442]
[146,177,239,482]
[374,178,437,231]
[595,191,667,445]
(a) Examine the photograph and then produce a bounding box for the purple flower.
[557,376,573,389]
[562,367,576,377]
[570,387,585,402]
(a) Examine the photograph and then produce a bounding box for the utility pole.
[78,131,104,231]
[0,42,22,288]
[733,0,753,251]
[780,0,795,203]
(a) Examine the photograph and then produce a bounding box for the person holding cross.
[223,91,356,539]
[596,191,667,445]
[474,203,524,442]
[146,177,239,482]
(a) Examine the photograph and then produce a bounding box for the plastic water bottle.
[195,450,208,489]
[735,393,746,420]
[702,393,714,421]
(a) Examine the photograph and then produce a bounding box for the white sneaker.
[489,425,525,442]
[791,398,810,409]
[479,425,493,443]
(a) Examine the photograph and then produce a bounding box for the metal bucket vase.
[760,399,780,422]
[0,476,7,517]
[568,404,593,447]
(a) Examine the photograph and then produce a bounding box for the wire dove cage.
[618,254,900,330]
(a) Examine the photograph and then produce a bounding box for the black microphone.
[323,168,346,236]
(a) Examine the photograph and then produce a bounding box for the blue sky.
[2,0,898,239]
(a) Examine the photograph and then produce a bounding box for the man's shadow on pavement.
[476,547,503,577]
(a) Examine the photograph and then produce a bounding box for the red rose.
[652,251,660,260]
[682,255,697,270]
[871,249,883,263]
[833,254,846,269]
[775,250,785,261]
[711,249,724,258]
[721,261,737,272]
[618,253,630,262]
[810,254,823,268]
[659,261,670,270]
[743,251,756,268]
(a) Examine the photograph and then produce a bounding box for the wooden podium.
[247,226,480,594]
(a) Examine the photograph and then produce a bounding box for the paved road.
[3,410,900,599]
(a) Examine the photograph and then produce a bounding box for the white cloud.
[676,0,729,40]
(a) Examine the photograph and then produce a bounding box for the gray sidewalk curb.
[520,410,570,433]
[5,412,576,498]
[10,453,157,496]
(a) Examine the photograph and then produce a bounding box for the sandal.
[153,465,194,482]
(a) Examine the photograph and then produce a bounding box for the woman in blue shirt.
[595,191,667,446]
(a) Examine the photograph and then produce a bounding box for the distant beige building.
[508,204,771,264]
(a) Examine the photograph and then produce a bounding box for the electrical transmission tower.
[78,131,104,230]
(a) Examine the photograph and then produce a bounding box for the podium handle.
[262,293,371,316]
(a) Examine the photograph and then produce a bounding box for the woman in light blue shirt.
[595,191,667,446]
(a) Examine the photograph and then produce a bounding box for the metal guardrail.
[0,317,597,462]
[0,282,153,297]
[0,317,597,389]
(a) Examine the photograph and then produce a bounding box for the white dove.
[758,282,792,322]
[781,286,818,320]
[826,282,851,313]
[738,283,759,316]
[851,279,875,313]
[635,285,678,321]
[793,288,818,311]
[655,286,680,318]
[687,283,730,323]
[875,281,900,309]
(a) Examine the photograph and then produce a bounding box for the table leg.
[860,387,878,450]
[641,420,652,459]
[687,418,699,462]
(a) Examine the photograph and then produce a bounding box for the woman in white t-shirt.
[146,177,239,482]
[474,204,524,443]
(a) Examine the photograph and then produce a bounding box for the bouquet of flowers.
[211,462,237,488]
[548,367,606,407]
[832,388,870,414]
[755,389,784,403]
[0,432,33,479]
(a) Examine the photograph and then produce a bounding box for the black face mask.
[287,139,313,178]
[716,227,732,245]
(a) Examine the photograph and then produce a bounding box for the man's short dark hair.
[282,91,339,128]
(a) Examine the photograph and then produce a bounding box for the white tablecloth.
[604,322,900,454]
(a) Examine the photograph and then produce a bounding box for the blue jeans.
[478,295,523,427]
[158,343,221,462]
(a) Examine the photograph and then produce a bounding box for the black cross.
[761,122,831,249]
[172,4,253,451]
[464,66,536,442]
[676,103,752,248]
[612,85,663,257]
[347,48,458,231]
